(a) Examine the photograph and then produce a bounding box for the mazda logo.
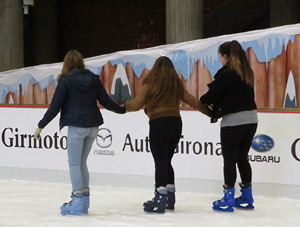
[96,128,112,148]
[251,134,274,152]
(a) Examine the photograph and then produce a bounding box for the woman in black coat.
[200,41,258,212]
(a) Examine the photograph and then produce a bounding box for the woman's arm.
[38,79,68,128]
[125,84,147,112]
[97,79,126,114]
[183,88,211,117]
[200,71,228,105]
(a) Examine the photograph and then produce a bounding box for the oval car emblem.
[251,134,274,152]
[96,128,112,148]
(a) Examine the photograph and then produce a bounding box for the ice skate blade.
[82,210,89,215]
[60,210,83,216]
[165,204,175,210]
[234,203,255,209]
[165,207,175,211]
[144,207,165,214]
[212,205,234,212]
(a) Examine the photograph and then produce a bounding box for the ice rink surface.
[1,179,300,227]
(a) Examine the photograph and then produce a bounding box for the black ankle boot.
[166,192,175,210]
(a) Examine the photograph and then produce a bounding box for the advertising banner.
[1,107,300,186]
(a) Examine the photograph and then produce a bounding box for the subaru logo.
[251,134,274,152]
[96,128,112,148]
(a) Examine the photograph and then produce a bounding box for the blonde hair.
[219,41,254,86]
[57,50,85,81]
[143,56,184,107]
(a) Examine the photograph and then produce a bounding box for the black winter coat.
[200,66,257,119]
[38,69,125,129]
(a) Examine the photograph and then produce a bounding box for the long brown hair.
[219,40,254,86]
[57,50,85,81]
[143,56,184,107]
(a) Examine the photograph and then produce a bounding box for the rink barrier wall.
[1,166,300,199]
[0,106,300,199]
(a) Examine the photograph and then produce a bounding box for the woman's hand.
[34,128,43,140]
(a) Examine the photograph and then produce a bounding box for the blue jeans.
[67,126,98,192]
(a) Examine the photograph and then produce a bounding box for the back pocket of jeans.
[75,127,88,135]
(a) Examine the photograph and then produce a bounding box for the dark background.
[22,0,281,67]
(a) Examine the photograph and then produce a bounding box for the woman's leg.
[237,124,257,185]
[167,118,182,185]
[221,126,243,188]
[149,120,169,189]
[67,126,89,194]
[166,118,182,210]
[81,127,98,190]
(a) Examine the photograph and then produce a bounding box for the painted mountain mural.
[110,64,132,105]
[0,24,300,109]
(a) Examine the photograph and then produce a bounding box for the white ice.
[1,179,300,227]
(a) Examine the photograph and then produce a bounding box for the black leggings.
[149,117,182,188]
[221,123,257,188]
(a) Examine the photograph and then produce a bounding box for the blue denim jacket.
[38,69,125,129]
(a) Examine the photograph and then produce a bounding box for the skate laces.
[145,197,155,204]
[62,195,74,207]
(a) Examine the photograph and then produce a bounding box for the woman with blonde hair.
[34,50,125,216]
[200,40,258,212]
[125,56,210,213]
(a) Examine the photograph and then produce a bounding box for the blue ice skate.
[60,194,84,216]
[234,183,255,209]
[212,186,235,212]
[82,195,90,214]
[143,191,167,213]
